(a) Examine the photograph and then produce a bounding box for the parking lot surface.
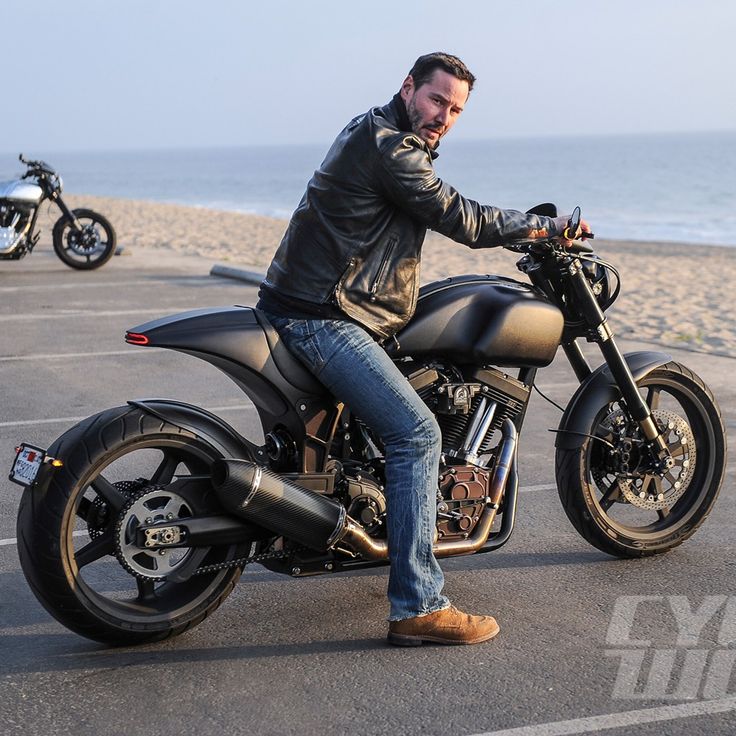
[1,247,735,736]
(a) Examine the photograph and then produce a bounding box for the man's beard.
[406,98,441,149]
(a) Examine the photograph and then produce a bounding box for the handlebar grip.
[563,228,595,240]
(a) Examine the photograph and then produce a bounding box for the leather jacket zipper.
[369,239,397,302]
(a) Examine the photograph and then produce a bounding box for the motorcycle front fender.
[555,351,671,450]
[128,398,265,462]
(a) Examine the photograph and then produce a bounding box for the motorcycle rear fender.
[126,307,329,441]
[555,351,671,450]
[128,398,265,462]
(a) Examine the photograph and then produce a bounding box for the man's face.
[400,69,469,149]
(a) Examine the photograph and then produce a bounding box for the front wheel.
[556,362,727,558]
[16,405,251,645]
[52,208,116,269]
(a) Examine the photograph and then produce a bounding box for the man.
[258,52,588,646]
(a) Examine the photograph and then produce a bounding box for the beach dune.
[39,194,736,359]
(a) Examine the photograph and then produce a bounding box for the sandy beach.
[51,194,736,358]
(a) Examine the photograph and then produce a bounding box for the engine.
[409,363,530,542]
[0,202,32,256]
[263,362,529,549]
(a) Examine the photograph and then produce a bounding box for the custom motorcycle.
[11,206,727,645]
[0,154,115,269]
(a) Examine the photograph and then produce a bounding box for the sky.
[2,0,735,153]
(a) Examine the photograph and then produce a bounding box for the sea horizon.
[2,129,735,248]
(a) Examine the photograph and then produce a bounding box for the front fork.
[50,191,82,231]
[564,258,672,469]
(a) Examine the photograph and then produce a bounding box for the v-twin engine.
[0,204,31,255]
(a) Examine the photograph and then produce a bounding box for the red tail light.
[125,332,150,346]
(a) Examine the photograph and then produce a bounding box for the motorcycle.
[0,154,116,269]
[10,206,727,646]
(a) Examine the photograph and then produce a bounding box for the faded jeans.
[263,313,450,621]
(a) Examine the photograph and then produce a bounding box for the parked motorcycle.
[11,206,727,645]
[0,154,115,269]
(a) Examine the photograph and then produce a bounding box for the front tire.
[556,362,727,558]
[17,405,250,645]
[52,208,116,269]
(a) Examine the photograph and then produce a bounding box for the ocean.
[2,130,734,247]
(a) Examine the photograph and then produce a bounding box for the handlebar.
[505,205,595,255]
[18,153,56,177]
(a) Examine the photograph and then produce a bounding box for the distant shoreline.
[58,192,736,251]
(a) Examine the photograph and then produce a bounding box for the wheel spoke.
[646,387,661,410]
[136,578,156,601]
[76,496,93,520]
[600,480,621,511]
[657,506,671,521]
[91,474,127,512]
[638,475,653,497]
[151,453,180,485]
[75,531,114,567]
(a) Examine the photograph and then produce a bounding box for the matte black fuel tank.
[393,275,564,367]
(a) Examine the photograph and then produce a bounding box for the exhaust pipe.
[211,418,517,561]
[211,459,347,551]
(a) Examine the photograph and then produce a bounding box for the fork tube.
[53,195,80,228]
[567,260,667,451]
[562,340,592,382]
[597,336,666,448]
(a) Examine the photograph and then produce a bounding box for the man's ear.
[400,75,414,102]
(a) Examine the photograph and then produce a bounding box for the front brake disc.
[594,409,696,511]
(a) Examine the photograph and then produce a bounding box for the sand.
[53,194,736,358]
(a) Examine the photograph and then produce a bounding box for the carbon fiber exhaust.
[211,418,517,560]
[211,460,347,551]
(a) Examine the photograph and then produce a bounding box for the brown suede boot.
[387,605,500,646]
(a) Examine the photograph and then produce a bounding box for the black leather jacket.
[261,95,559,339]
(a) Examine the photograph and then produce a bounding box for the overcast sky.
[3,0,734,152]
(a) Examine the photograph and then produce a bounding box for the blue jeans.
[264,313,450,621]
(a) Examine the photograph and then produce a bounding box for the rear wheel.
[556,362,727,557]
[17,405,251,645]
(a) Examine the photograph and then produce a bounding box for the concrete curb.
[209,264,265,285]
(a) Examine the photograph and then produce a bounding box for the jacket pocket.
[369,237,398,302]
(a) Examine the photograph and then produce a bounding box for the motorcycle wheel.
[17,405,252,646]
[52,208,116,270]
[556,362,727,558]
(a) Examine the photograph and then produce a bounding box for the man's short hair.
[408,52,476,92]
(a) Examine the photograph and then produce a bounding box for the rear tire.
[556,362,727,558]
[17,405,249,645]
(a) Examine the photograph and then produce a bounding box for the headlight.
[582,255,616,311]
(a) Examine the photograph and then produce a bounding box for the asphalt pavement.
[1,245,734,736]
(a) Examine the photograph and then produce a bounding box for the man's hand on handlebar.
[552,214,593,247]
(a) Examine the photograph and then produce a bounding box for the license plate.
[9,444,46,487]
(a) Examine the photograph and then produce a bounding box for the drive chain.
[192,547,290,576]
